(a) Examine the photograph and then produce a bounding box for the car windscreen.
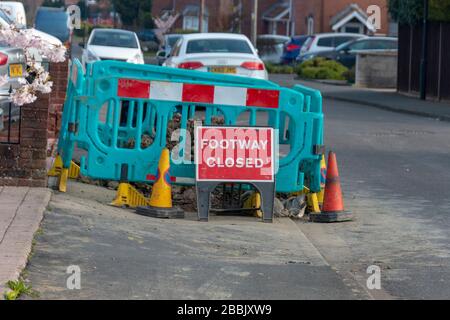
[0,8,14,25]
[292,36,308,45]
[90,31,138,48]
[335,40,356,51]
[35,10,70,42]
[167,36,181,47]
[186,39,253,54]
[257,37,287,56]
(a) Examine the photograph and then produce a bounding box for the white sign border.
[195,126,275,183]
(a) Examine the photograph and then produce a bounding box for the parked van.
[0,1,26,28]
[35,7,71,45]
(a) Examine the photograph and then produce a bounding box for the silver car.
[0,43,26,131]
[156,34,182,65]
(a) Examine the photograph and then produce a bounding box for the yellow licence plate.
[209,66,236,74]
[9,64,23,78]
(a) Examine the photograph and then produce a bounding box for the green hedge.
[265,63,295,74]
[296,58,349,81]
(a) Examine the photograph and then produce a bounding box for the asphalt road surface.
[23,75,450,299]
[296,97,450,299]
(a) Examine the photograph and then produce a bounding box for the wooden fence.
[398,22,450,101]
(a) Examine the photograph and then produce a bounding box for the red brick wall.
[0,58,69,187]
[152,0,234,33]
[47,60,69,156]
[0,94,50,187]
[239,0,278,38]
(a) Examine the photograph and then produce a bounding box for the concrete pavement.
[0,187,51,299]
[270,74,450,122]
[23,181,368,300]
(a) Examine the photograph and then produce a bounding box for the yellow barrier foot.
[242,191,262,218]
[49,156,79,179]
[68,161,80,179]
[48,155,63,177]
[59,168,69,193]
[111,183,151,208]
[307,193,321,214]
[317,154,327,205]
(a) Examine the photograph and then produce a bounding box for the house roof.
[262,1,290,22]
[330,4,376,32]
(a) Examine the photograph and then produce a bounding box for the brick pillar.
[47,60,69,156]
[0,94,50,187]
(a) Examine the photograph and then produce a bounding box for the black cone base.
[136,206,185,219]
[309,211,353,223]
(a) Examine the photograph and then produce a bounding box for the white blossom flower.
[0,24,67,106]
[0,74,8,87]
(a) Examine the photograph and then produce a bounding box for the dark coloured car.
[137,29,157,42]
[35,7,70,44]
[299,37,398,69]
[257,35,289,64]
[281,35,310,65]
[137,29,159,52]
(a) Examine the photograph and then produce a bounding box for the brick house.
[153,0,391,39]
[290,0,390,36]
[251,0,391,37]
[152,0,234,33]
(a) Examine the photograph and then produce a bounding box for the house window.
[182,15,208,32]
[307,16,314,35]
[182,4,209,32]
[183,15,199,31]
[269,21,277,34]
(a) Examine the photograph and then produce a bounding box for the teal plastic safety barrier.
[58,59,324,193]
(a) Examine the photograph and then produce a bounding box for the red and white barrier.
[117,79,280,109]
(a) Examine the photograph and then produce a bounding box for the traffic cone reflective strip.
[322,152,344,212]
[136,148,184,219]
[310,151,352,223]
[149,148,173,208]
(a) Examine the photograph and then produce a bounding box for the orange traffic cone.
[310,151,352,223]
[135,148,184,219]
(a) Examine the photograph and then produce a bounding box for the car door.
[337,40,371,69]
[163,38,182,67]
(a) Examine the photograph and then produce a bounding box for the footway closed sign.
[195,126,275,182]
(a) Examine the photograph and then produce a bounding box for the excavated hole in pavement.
[75,113,307,218]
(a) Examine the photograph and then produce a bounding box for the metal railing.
[0,87,21,145]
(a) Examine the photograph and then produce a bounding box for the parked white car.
[163,33,268,80]
[0,7,62,47]
[0,1,27,29]
[299,32,366,57]
[81,29,144,68]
